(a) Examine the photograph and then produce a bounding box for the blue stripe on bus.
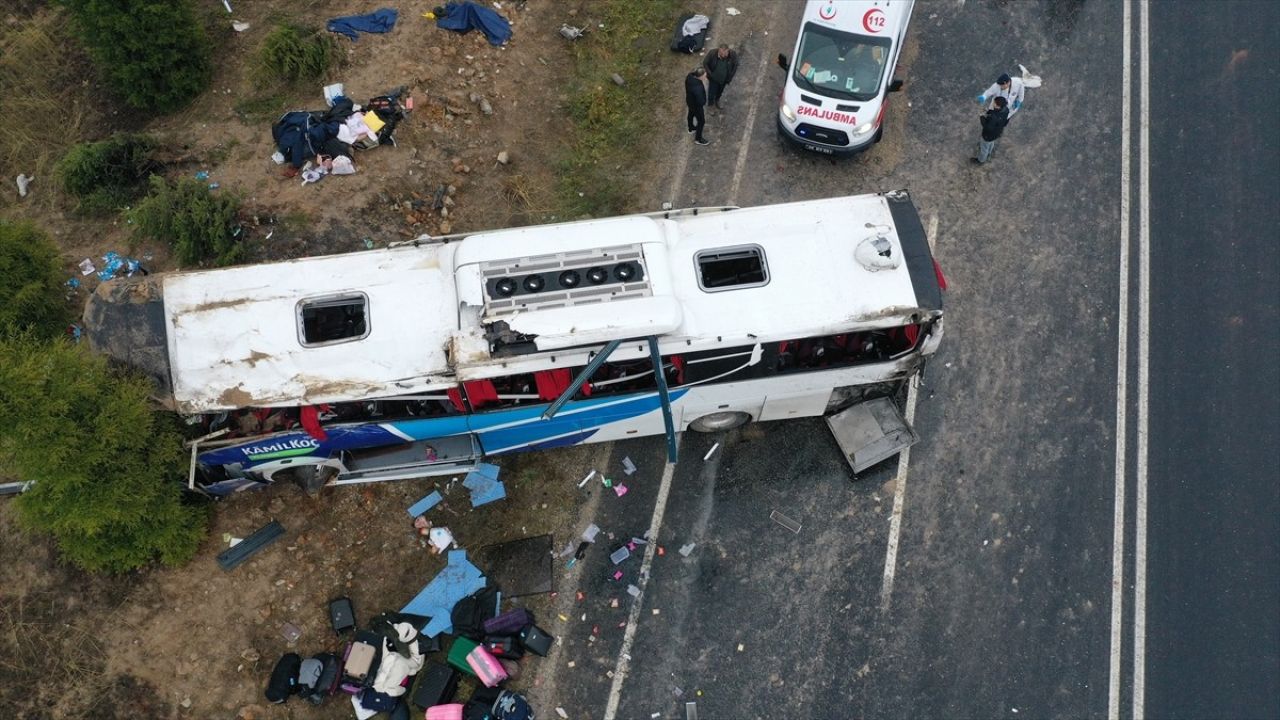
[198,389,688,469]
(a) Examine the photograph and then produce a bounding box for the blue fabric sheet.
[407,490,443,518]
[327,8,398,41]
[435,1,512,46]
[463,463,506,507]
[400,549,487,637]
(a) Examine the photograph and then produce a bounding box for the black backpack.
[265,652,301,703]
[303,652,341,705]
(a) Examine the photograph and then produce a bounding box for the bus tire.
[689,411,751,432]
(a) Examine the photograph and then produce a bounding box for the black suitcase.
[410,661,459,709]
[329,596,357,635]
[518,624,554,657]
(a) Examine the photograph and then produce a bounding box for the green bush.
[130,176,242,267]
[0,221,70,338]
[0,333,207,574]
[257,24,340,83]
[66,0,212,114]
[56,134,158,214]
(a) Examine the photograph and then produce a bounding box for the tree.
[0,220,70,338]
[65,0,212,114]
[0,333,207,573]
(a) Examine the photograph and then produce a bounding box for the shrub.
[130,176,242,267]
[0,221,70,338]
[65,0,212,114]
[257,24,340,83]
[55,134,158,214]
[0,333,208,574]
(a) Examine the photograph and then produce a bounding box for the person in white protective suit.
[977,73,1027,118]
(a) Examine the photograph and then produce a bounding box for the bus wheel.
[689,411,751,432]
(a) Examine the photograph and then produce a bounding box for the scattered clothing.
[975,104,1010,164]
[703,47,739,107]
[685,72,708,143]
[682,14,710,37]
[978,74,1027,117]
[327,8,399,41]
[435,1,512,46]
[672,13,710,53]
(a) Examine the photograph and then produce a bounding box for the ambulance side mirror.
[888,79,905,92]
[777,53,790,71]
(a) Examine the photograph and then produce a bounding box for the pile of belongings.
[264,596,541,720]
[671,13,711,53]
[271,86,411,181]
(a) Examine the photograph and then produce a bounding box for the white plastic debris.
[626,584,641,598]
[232,20,250,31]
[703,443,719,461]
[578,470,596,488]
[78,258,96,275]
[622,456,637,475]
[1018,63,1043,88]
[582,524,600,543]
[555,709,569,719]
[16,174,33,198]
[679,543,696,557]
[726,7,741,15]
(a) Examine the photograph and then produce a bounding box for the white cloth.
[982,76,1026,115]
[682,14,710,37]
[370,623,425,696]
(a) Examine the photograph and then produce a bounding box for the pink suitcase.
[425,704,464,720]
[465,645,508,688]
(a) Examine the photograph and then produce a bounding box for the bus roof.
[145,192,939,412]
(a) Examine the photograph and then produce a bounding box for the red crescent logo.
[819,3,837,20]
[863,8,886,33]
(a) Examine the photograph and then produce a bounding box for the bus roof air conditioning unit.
[479,244,654,318]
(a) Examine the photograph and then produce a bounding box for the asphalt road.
[1145,3,1280,718]
[524,1,1280,718]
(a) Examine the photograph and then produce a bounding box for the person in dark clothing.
[973,96,1009,164]
[685,67,710,145]
[702,44,739,109]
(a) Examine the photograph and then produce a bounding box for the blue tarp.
[435,1,512,46]
[401,549,487,637]
[407,490,443,518]
[327,8,398,41]
[463,463,506,507]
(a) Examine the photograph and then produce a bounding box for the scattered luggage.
[451,586,500,640]
[304,652,341,705]
[343,636,379,685]
[411,662,460,709]
[360,688,400,712]
[518,625,554,657]
[671,13,710,54]
[482,607,532,636]
[466,644,508,688]
[427,704,466,720]
[330,596,357,634]
[448,637,480,677]
[265,652,301,704]
[492,690,535,720]
[484,635,524,659]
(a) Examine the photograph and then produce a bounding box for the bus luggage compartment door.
[331,434,481,485]
[825,397,918,475]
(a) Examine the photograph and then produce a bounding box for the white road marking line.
[1108,2,1133,718]
[1133,1,1151,717]
[602,436,683,720]
[727,35,777,204]
[879,373,919,612]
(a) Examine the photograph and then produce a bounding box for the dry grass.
[0,9,97,212]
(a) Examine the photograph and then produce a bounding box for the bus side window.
[682,345,760,384]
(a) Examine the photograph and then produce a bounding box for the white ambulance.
[776,0,914,155]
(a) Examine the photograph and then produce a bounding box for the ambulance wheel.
[689,411,751,432]
[874,126,883,143]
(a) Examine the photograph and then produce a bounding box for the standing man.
[973,96,1009,164]
[685,67,710,146]
[977,72,1026,118]
[703,44,739,110]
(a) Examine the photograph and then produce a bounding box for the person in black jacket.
[703,44,739,109]
[685,67,710,145]
[973,96,1009,164]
